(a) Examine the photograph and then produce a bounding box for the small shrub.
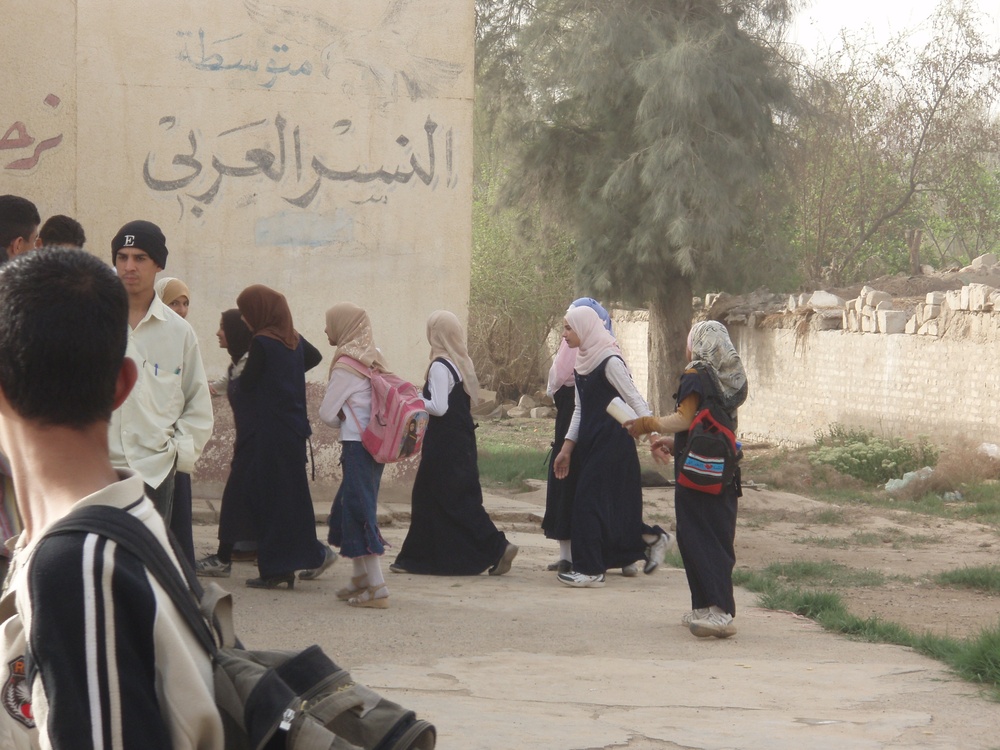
[810,424,938,485]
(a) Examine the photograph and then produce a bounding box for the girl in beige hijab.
[153,276,195,564]
[391,311,518,576]
[154,276,191,319]
[315,302,390,608]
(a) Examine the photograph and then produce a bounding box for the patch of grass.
[794,530,942,550]
[813,508,846,525]
[738,564,1000,699]
[475,420,554,489]
[477,446,550,490]
[935,566,1000,594]
[794,536,849,548]
[759,559,886,588]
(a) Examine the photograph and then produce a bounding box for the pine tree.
[481,0,795,409]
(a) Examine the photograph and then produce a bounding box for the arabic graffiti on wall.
[143,113,456,218]
[174,0,464,102]
[2,94,64,171]
[178,29,312,89]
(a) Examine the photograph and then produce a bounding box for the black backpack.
[42,506,436,750]
[676,367,741,496]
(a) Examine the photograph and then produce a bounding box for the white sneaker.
[557,570,606,588]
[680,607,710,627]
[689,609,737,638]
[621,563,639,577]
[644,532,675,574]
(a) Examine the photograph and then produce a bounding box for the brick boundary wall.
[613,313,1000,448]
[732,325,1000,446]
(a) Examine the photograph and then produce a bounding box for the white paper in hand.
[606,396,637,424]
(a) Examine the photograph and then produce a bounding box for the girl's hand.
[553,447,572,479]
[651,435,675,455]
[650,444,672,465]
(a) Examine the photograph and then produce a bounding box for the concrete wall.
[610,308,649,399]
[1,0,473,385]
[613,311,1000,447]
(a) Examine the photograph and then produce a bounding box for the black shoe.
[246,573,295,590]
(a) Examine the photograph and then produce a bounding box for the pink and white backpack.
[339,356,429,463]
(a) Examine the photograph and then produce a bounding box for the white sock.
[352,558,366,578]
[363,555,386,588]
[559,540,572,562]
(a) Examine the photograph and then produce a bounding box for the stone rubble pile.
[783,253,1000,336]
[471,390,558,421]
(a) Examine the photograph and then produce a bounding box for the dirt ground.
[646,481,1000,641]
[478,420,1000,643]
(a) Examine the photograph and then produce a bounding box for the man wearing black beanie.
[108,220,213,523]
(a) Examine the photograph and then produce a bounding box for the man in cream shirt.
[108,220,213,523]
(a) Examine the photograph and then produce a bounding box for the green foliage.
[782,4,1000,286]
[468,108,576,399]
[491,0,796,303]
[476,0,796,407]
[810,424,938,485]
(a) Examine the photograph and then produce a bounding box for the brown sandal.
[347,585,389,609]
[336,575,369,601]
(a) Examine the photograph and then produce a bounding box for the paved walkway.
[190,484,998,749]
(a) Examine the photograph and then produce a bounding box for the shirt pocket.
[134,361,184,443]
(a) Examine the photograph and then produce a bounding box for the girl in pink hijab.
[552,306,672,587]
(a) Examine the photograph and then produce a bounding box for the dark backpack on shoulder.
[676,367,741,496]
[42,506,436,750]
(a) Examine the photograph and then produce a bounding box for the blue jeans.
[327,442,385,558]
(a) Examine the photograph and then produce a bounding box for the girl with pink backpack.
[314,302,391,608]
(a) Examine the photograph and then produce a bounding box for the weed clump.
[810,424,938,485]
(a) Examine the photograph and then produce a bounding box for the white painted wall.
[1,0,473,384]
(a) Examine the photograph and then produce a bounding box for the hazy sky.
[789,0,1000,56]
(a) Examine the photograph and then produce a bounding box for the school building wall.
[0,0,474,386]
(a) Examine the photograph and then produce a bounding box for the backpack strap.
[335,355,372,379]
[432,357,460,384]
[334,356,373,436]
[691,363,723,407]
[42,505,222,656]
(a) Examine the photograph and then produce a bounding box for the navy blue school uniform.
[394,358,508,575]
[239,335,327,578]
[542,384,577,541]
[672,367,740,616]
[216,365,260,551]
[570,356,663,575]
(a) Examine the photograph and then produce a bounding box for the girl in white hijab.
[543,299,618,574]
[552,306,672,588]
[391,311,518,577]
[628,319,747,639]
